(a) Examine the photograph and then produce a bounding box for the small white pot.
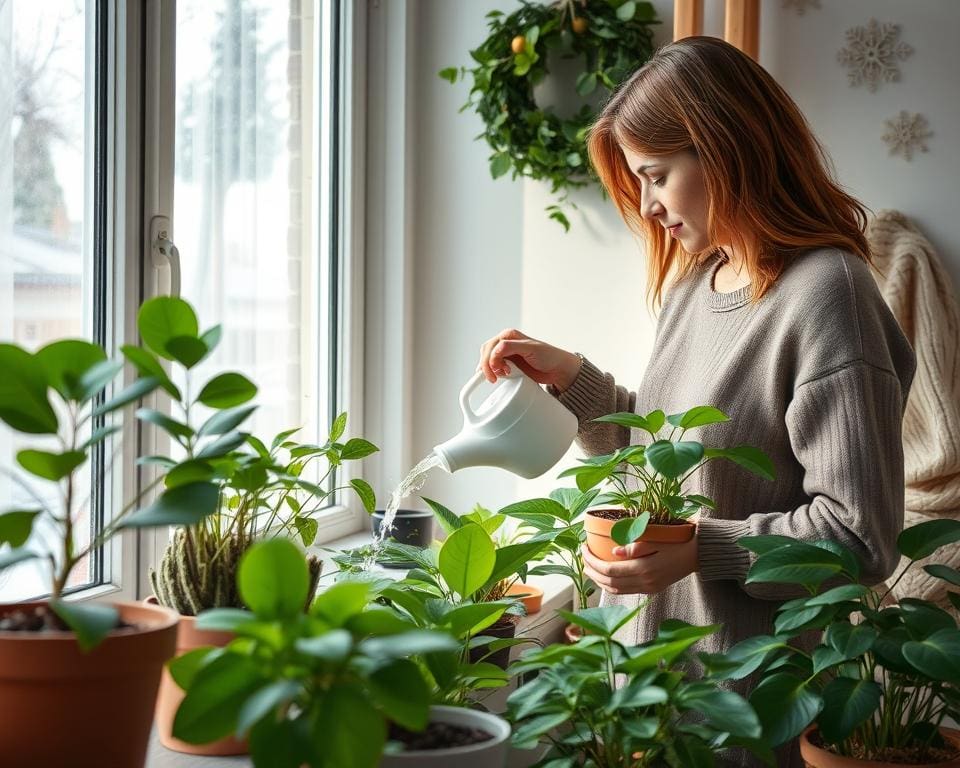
[379,705,511,768]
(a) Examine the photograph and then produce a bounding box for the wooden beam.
[673,0,703,41]
[724,0,760,59]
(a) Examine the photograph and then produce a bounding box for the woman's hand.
[477,328,581,392]
[581,535,699,595]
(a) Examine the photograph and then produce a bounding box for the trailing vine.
[440,0,659,231]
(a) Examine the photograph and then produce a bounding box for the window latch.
[150,215,181,298]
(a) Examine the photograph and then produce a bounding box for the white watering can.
[433,368,578,479]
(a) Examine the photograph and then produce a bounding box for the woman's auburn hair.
[587,36,872,307]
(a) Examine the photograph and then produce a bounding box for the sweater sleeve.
[696,361,907,600]
[553,357,635,457]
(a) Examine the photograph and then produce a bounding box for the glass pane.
[0,1,96,600]
[174,0,327,458]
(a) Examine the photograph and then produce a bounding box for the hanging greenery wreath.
[440,0,660,231]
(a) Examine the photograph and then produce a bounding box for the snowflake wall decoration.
[783,0,820,15]
[838,19,913,91]
[881,111,932,161]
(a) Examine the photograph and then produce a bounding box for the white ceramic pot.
[379,705,511,768]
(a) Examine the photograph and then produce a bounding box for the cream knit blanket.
[867,210,960,609]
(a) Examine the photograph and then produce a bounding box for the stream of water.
[368,452,443,564]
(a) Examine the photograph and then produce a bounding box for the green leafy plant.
[132,296,378,615]
[439,0,659,230]
[500,487,600,611]
[716,519,960,762]
[0,299,225,648]
[170,537,461,768]
[558,406,775,546]
[506,604,770,767]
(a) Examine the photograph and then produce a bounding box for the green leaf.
[198,404,257,437]
[368,659,431,731]
[168,646,220,691]
[293,515,319,546]
[499,497,569,523]
[80,424,121,451]
[438,523,496,599]
[92,376,160,418]
[0,510,41,547]
[340,438,378,460]
[49,600,119,652]
[443,602,507,637]
[196,373,257,409]
[898,519,960,560]
[315,685,386,768]
[666,406,729,430]
[490,152,512,179]
[438,67,458,83]
[749,673,823,747]
[805,584,870,607]
[295,629,352,662]
[826,622,877,661]
[611,512,650,545]
[738,534,801,555]
[557,605,639,637]
[0,344,58,434]
[487,539,551,586]
[575,71,597,96]
[121,345,180,398]
[120,481,219,528]
[35,340,108,401]
[679,686,761,738]
[349,479,376,514]
[706,445,776,481]
[135,407,194,440]
[818,676,882,744]
[236,680,302,737]
[644,440,704,478]
[548,209,570,232]
[358,630,459,659]
[747,542,845,589]
[196,431,248,459]
[902,629,960,684]
[76,359,124,402]
[925,564,960,587]
[138,296,199,359]
[173,653,262,744]
[200,325,222,354]
[195,608,259,633]
[163,459,216,489]
[311,581,371,626]
[16,449,86,481]
[717,635,791,680]
[239,539,309,620]
[166,336,208,377]
[616,0,637,21]
[593,411,663,433]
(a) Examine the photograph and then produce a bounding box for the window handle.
[150,215,181,297]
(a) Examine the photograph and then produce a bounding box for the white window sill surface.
[146,529,573,768]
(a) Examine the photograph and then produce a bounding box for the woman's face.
[620,146,711,253]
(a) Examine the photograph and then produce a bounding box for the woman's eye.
[652,176,666,187]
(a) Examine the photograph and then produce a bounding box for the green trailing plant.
[133,296,378,615]
[559,406,775,546]
[506,604,771,767]
[0,298,224,648]
[439,0,659,231]
[169,537,462,768]
[714,519,960,763]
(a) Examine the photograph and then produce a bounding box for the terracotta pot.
[584,510,695,561]
[799,726,960,767]
[505,582,543,615]
[380,705,510,767]
[564,622,583,644]
[0,600,177,768]
[145,596,248,756]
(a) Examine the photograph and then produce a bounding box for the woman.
[478,37,915,765]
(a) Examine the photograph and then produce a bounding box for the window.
[0,0,112,601]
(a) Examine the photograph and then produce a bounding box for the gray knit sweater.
[557,248,916,766]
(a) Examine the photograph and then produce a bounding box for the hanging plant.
[439,0,659,231]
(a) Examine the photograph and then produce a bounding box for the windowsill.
[146,529,574,768]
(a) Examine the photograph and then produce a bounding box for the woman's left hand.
[581,535,699,595]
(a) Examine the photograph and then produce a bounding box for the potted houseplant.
[0,302,222,766]
[506,604,772,766]
[170,537,513,767]
[500,487,601,642]
[371,507,434,550]
[133,297,378,754]
[559,406,774,560]
[718,519,960,766]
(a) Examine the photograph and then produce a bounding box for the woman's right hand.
[477,329,582,393]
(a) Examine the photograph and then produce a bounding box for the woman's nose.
[640,191,665,221]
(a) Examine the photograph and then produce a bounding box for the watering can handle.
[459,368,521,427]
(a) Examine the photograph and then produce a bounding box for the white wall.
[380,0,960,516]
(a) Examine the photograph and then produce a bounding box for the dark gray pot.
[371,508,434,548]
